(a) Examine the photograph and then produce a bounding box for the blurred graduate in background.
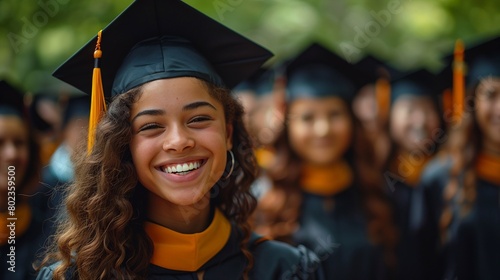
[419,36,500,280]
[352,55,402,171]
[0,80,54,280]
[41,94,90,221]
[28,94,62,166]
[379,69,445,280]
[233,67,286,200]
[253,43,398,279]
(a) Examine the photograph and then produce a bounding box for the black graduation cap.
[285,43,363,102]
[355,54,404,86]
[0,80,25,117]
[390,69,439,104]
[233,67,275,97]
[62,95,91,128]
[52,0,273,98]
[463,36,500,86]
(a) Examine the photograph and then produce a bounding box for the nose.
[162,124,195,153]
[313,118,329,137]
[412,109,426,129]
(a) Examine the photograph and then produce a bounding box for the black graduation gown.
[35,226,325,280]
[455,178,500,280]
[0,192,55,280]
[293,186,386,280]
[387,179,434,280]
[418,157,500,280]
[417,157,455,280]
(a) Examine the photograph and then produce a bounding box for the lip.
[155,157,208,184]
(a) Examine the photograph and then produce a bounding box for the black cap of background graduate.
[285,43,362,103]
[0,80,25,117]
[390,69,439,104]
[233,67,276,97]
[62,95,91,129]
[463,36,500,86]
[355,54,404,86]
[52,0,273,98]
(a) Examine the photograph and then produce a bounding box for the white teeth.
[162,161,202,174]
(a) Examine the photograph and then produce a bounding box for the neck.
[147,193,211,234]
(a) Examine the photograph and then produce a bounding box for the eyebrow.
[131,109,165,123]
[131,101,217,123]
[182,101,217,112]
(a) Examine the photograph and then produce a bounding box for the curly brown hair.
[38,79,258,279]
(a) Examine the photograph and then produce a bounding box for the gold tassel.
[442,88,453,126]
[452,39,465,123]
[375,76,390,123]
[88,30,107,154]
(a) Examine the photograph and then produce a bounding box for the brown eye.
[188,116,212,124]
[139,123,162,131]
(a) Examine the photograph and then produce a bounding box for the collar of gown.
[300,160,353,196]
[475,152,500,185]
[144,208,231,272]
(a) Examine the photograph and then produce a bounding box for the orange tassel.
[452,39,465,122]
[88,30,107,154]
[442,88,453,121]
[376,77,390,122]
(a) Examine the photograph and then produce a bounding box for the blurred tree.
[2,0,500,94]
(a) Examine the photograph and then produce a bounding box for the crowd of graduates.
[1,0,499,279]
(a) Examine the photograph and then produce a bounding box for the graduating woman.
[36,1,323,279]
[0,80,51,280]
[381,70,445,280]
[419,37,500,280]
[253,43,398,280]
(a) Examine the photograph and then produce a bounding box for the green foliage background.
[2,0,500,94]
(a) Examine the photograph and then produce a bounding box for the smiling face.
[390,96,441,153]
[475,77,500,152]
[129,77,232,208]
[287,96,353,166]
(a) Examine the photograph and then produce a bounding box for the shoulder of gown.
[250,232,325,280]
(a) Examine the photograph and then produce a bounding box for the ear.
[225,123,233,150]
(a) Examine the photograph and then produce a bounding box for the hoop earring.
[223,150,235,180]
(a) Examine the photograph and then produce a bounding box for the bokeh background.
[2,0,500,94]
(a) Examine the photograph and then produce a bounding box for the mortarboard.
[62,95,91,128]
[233,67,276,97]
[285,43,363,103]
[463,36,500,86]
[390,69,439,105]
[354,55,404,86]
[0,80,25,118]
[53,0,273,97]
[52,0,273,152]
